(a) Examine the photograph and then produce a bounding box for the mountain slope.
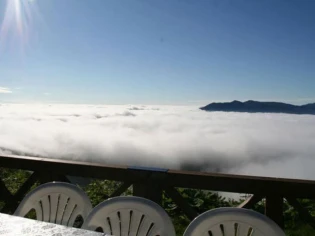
[200,100,315,115]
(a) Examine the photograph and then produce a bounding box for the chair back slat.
[119,209,131,236]
[129,210,144,236]
[55,194,69,224]
[40,196,50,222]
[49,193,59,223]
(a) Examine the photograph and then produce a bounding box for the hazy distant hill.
[200,100,315,115]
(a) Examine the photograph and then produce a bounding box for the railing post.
[133,182,163,205]
[129,166,167,205]
[265,195,284,229]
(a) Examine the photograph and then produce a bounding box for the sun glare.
[0,0,39,49]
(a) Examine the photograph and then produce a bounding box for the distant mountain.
[200,100,315,115]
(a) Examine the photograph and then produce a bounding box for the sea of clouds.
[0,104,315,180]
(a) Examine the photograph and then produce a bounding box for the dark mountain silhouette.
[200,100,315,115]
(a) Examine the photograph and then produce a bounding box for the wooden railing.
[1,154,315,229]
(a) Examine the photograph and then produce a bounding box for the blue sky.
[0,0,314,104]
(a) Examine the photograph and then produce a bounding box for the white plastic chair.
[82,196,176,236]
[14,181,93,227]
[184,208,286,236]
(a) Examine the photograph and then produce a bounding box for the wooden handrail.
[1,154,315,198]
[2,154,315,228]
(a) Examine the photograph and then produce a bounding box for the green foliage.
[0,168,32,194]
[285,224,315,236]
[283,199,315,235]
[0,168,35,212]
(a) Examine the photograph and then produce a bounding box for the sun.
[0,0,39,48]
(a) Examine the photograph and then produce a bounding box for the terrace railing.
[1,154,315,229]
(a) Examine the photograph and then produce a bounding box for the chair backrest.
[14,182,93,227]
[184,208,286,236]
[82,196,176,236]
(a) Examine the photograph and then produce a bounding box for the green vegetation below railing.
[1,168,315,236]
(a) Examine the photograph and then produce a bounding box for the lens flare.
[0,0,40,50]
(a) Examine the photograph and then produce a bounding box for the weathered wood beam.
[265,195,284,229]
[238,195,263,209]
[0,178,13,201]
[133,183,163,205]
[0,155,141,182]
[1,172,40,213]
[2,155,315,198]
[38,172,71,184]
[110,182,132,198]
[11,172,39,201]
[164,187,199,220]
[167,169,315,198]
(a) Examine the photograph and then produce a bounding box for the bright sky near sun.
[0,0,314,104]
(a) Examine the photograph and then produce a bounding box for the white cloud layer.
[0,87,12,93]
[0,104,315,180]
